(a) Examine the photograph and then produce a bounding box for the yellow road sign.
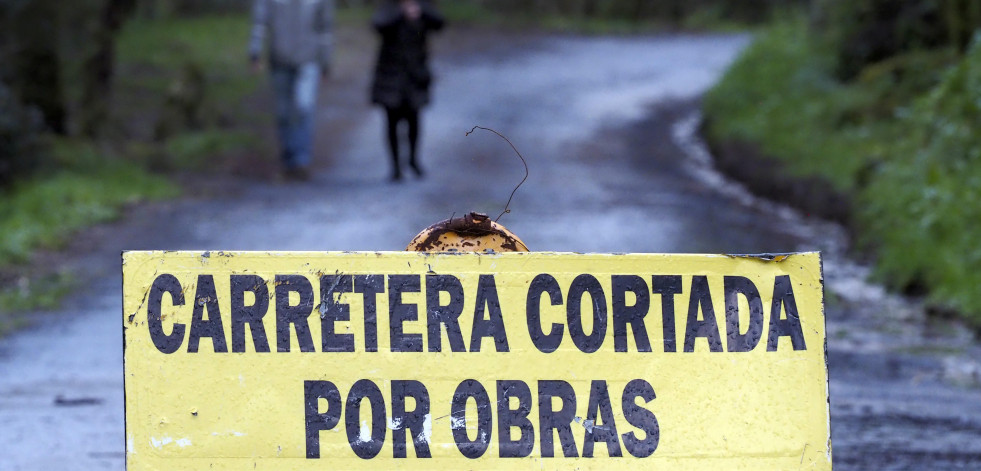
[123,251,830,470]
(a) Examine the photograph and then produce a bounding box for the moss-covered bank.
[703,19,981,326]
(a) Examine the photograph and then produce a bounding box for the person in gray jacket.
[249,0,334,180]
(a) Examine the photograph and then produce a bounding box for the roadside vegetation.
[0,0,803,332]
[346,0,803,33]
[703,0,981,326]
[0,3,263,324]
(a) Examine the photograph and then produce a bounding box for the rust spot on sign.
[406,212,529,253]
[728,253,793,262]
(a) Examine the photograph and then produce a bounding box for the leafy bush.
[702,20,868,189]
[861,36,981,321]
[705,19,981,325]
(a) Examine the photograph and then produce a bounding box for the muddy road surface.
[2,30,981,470]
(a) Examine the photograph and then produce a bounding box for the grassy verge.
[703,18,981,326]
[0,14,263,328]
[0,142,176,329]
[113,15,265,160]
[0,143,176,267]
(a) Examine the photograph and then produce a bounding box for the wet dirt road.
[2,30,981,470]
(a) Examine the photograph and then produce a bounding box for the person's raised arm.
[420,1,445,31]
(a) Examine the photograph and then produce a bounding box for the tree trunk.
[8,0,67,134]
[78,0,136,137]
[580,0,600,18]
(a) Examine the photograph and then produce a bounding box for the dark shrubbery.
[0,82,46,188]
[136,0,246,18]
[816,0,981,80]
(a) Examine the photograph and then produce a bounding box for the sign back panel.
[123,251,831,470]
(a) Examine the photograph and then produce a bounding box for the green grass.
[439,2,504,26]
[0,144,176,267]
[703,19,872,190]
[0,271,76,336]
[117,15,254,74]
[162,130,258,170]
[0,142,176,325]
[1,15,259,327]
[114,15,262,142]
[115,15,258,106]
[860,41,981,319]
[704,19,981,326]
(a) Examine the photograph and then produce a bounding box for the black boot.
[408,158,424,178]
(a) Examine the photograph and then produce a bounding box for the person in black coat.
[370,0,445,182]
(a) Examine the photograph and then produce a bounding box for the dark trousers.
[385,104,421,180]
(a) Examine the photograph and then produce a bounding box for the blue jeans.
[271,62,320,170]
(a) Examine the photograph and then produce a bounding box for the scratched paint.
[123,251,830,470]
